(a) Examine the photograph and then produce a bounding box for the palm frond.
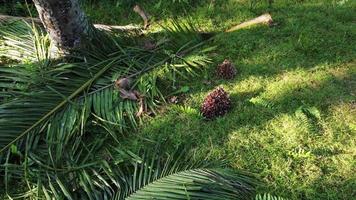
[126,168,256,200]
[1,18,216,199]
[255,193,288,200]
[3,145,257,199]
[0,58,120,153]
[0,20,52,62]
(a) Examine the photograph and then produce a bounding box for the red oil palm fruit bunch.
[201,87,232,119]
[216,59,237,79]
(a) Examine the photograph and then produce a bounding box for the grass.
[1,0,356,199]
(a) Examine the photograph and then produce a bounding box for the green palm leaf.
[0,59,117,152]
[3,146,257,199]
[112,148,256,200]
[126,168,256,200]
[0,21,52,62]
[255,193,288,200]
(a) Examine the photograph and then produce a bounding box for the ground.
[1,0,356,199]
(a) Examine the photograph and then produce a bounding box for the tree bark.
[32,0,90,51]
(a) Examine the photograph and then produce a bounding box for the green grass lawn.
[110,0,356,199]
[1,0,355,199]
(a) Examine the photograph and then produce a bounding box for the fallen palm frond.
[0,18,217,198]
[0,21,52,62]
[4,145,258,199]
[122,148,257,200]
[255,193,288,200]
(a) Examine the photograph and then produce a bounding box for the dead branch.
[93,24,141,32]
[133,4,150,29]
[226,13,273,32]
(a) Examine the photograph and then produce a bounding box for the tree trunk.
[32,0,90,51]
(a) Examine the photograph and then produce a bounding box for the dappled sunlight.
[267,114,308,147]
[325,101,356,144]
[223,102,355,198]
[229,75,265,94]
[248,64,355,111]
